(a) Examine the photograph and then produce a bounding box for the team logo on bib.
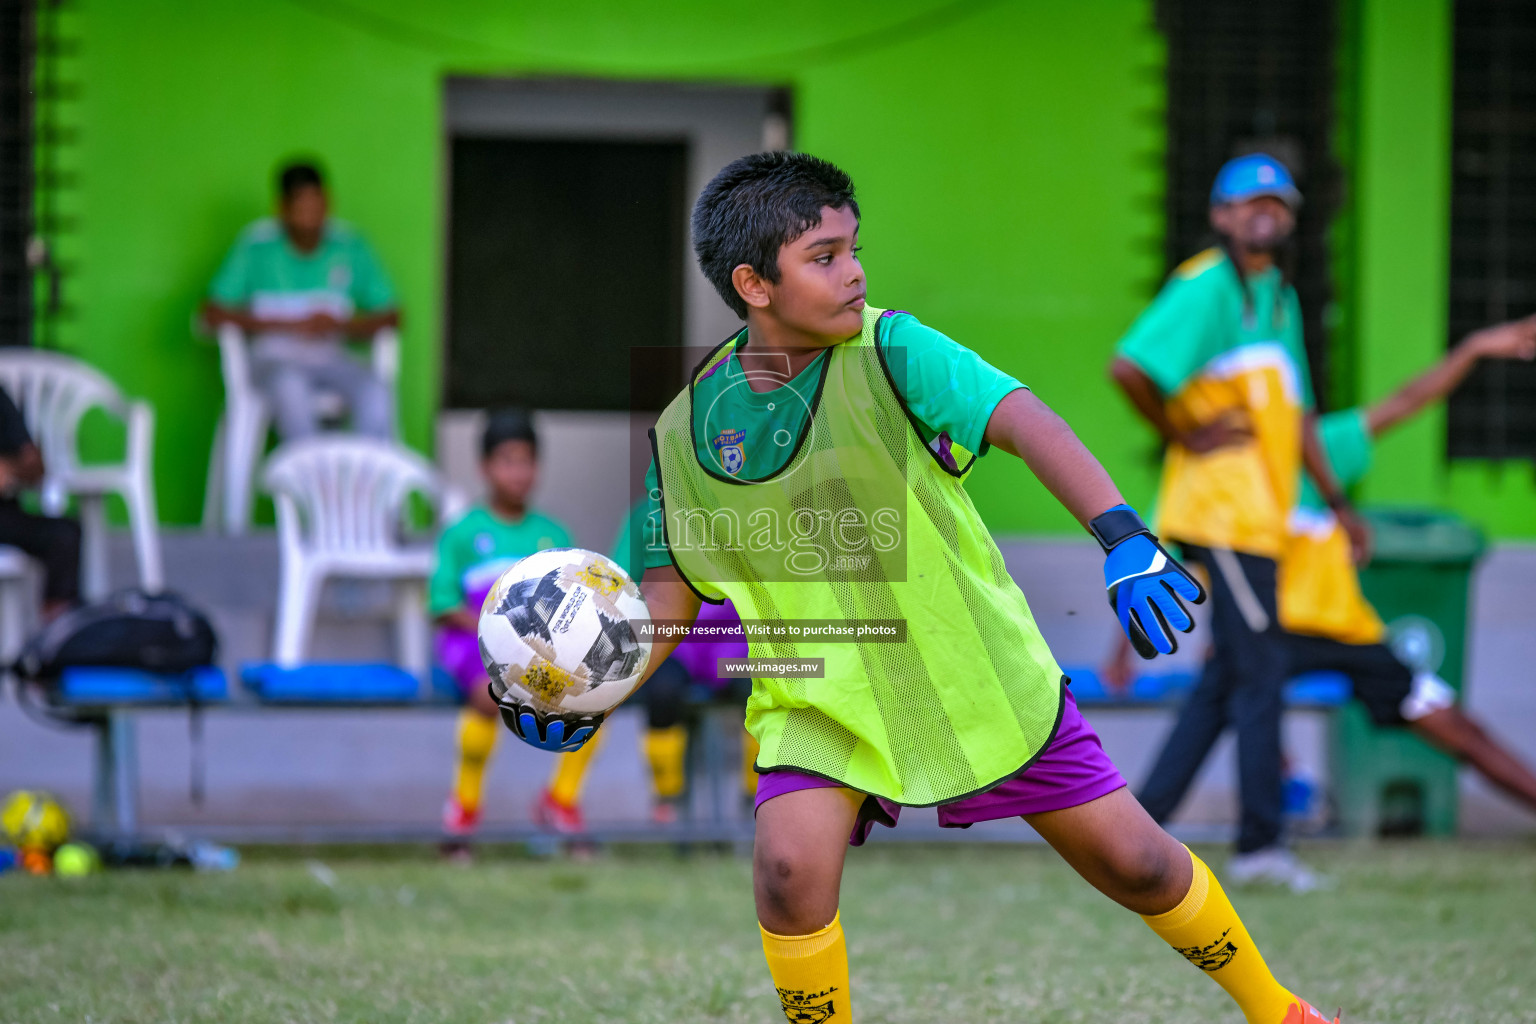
[712,428,746,475]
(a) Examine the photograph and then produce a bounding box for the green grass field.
[2,841,1534,1023]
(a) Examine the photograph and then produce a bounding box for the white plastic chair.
[0,350,163,599]
[262,437,457,681]
[202,323,400,536]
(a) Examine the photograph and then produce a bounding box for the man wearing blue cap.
[1110,154,1365,891]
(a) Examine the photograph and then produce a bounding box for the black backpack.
[14,588,218,681]
[12,589,220,805]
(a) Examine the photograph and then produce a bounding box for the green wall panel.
[43,0,1166,533]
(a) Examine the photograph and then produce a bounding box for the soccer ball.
[1,790,70,850]
[479,548,652,720]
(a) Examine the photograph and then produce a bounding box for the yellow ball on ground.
[53,842,101,877]
[1,791,70,851]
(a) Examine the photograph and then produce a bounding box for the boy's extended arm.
[1366,316,1536,437]
[984,388,1205,658]
[983,388,1126,527]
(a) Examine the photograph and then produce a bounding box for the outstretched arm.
[1366,316,1536,438]
[985,388,1204,658]
[984,388,1125,527]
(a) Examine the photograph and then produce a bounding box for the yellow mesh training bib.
[650,305,1064,806]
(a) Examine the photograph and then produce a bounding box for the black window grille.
[1157,0,1341,404]
[0,0,33,348]
[1447,0,1536,460]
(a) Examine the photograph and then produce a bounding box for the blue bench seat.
[240,663,461,705]
[1064,668,1352,708]
[53,665,229,705]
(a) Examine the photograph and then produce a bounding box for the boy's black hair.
[691,151,859,319]
[277,162,325,200]
[482,407,537,458]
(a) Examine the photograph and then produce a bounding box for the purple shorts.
[669,600,749,691]
[436,627,486,699]
[754,687,1125,846]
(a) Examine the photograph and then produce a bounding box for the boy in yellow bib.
[494,153,1342,1023]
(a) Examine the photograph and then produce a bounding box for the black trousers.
[1284,632,1414,727]
[1137,544,1288,853]
[0,500,81,604]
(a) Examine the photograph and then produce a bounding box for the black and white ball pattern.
[479,548,652,714]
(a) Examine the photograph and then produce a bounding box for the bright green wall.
[1348,0,1536,537]
[41,0,1166,533]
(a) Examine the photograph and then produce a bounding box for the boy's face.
[482,439,538,507]
[738,205,866,344]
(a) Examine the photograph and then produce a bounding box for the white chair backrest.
[262,437,441,556]
[0,350,126,477]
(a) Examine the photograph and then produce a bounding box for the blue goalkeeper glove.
[493,686,603,753]
[1090,504,1205,659]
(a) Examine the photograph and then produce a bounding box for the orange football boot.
[1282,1000,1341,1024]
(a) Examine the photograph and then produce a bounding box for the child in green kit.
[494,153,1343,1023]
[431,410,576,856]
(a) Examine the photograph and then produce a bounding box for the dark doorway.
[446,137,688,411]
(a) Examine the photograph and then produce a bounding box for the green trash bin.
[1330,508,1485,837]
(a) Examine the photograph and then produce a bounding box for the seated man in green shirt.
[203,162,399,440]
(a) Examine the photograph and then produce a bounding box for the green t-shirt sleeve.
[611,500,655,580]
[346,234,397,312]
[428,517,471,616]
[880,313,1026,456]
[1115,271,1229,397]
[207,232,255,307]
[641,458,670,572]
[1318,407,1373,489]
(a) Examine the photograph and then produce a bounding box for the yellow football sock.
[452,709,500,813]
[741,729,761,798]
[643,725,688,799]
[760,912,850,1023]
[546,729,602,806]
[1141,848,1296,1024]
